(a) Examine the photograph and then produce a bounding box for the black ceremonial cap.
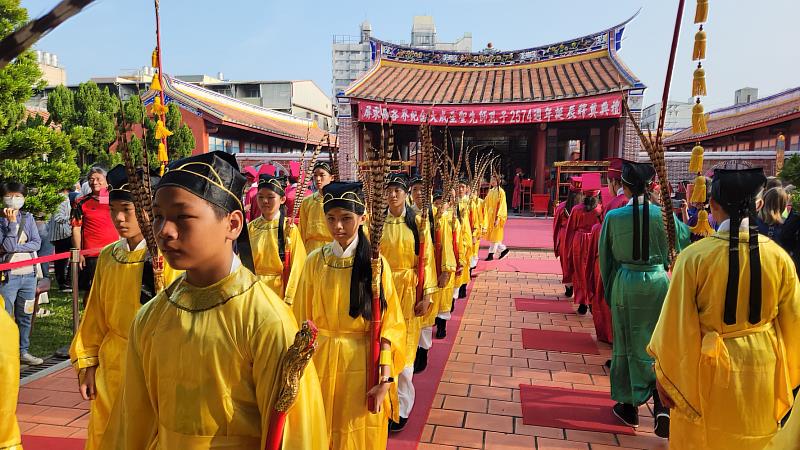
[258,174,287,196]
[313,161,333,175]
[432,189,444,200]
[387,172,410,191]
[620,161,656,191]
[410,176,423,187]
[157,151,246,214]
[106,164,161,203]
[322,182,365,215]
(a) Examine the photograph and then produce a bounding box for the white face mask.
[3,196,25,210]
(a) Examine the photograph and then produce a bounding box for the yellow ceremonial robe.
[484,187,508,243]
[436,211,462,316]
[381,212,437,367]
[69,240,181,450]
[299,192,332,253]
[248,216,307,304]
[648,232,800,450]
[293,245,406,450]
[0,303,21,450]
[98,263,328,450]
[456,199,474,286]
[422,208,457,327]
[471,196,486,258]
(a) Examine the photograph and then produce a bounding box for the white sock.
[398,366,416,418]
[437,311,451,320]
[419,327,433,349]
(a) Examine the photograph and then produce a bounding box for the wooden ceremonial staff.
[629,0,686,265]
[264,320,318,450]
[153,0,170,175]
[0,0,95,69]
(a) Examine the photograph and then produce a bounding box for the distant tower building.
[735,87,759,105]
[35,50,66,86]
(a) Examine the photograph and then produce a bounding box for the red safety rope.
[0,247,102,272]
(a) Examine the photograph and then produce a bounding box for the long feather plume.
[0,0,95,69]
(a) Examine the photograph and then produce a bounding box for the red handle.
[368,291,382,412]
[415,240,426,308]
[282,249,291,297]
[264,411,287,450]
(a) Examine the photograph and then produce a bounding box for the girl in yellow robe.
[381,174,437,430]
[648,167,800,449]
[435,190,464,340]
[484,174,509,261]
[0,299,22,450]
[293,181,406,450]
[299,161,334,253]
[248,174,306,304]
[69,165,180,450]
[98,151,327,450]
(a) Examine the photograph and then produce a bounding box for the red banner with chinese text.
[356,93,623,126]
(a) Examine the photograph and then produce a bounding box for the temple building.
[144,76,334,171]
[335,16,646,198]
[663,86,800,181]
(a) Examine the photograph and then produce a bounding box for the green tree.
[47,81,120,168]
[0,0,80,215]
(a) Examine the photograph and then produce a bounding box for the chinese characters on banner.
[357,93,624,126]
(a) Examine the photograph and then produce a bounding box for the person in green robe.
[599,161,690,438]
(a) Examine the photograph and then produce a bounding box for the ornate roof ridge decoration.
[706,86,800,120]
[369,11,638,68]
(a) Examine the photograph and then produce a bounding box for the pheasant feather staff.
[115,100,164,293]
[415,120,436,309]
[264,321,318,450]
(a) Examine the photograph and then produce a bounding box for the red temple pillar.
[534,125,547,194]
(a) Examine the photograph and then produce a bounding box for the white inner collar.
[332,233,359,258]
[717,218,750,233]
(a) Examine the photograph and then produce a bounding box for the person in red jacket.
[564,188,602,315]
[553,177,583,298]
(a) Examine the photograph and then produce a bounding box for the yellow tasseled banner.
[692,63,707,97]
[155,120,173,140]
[689,144,704,173]
[151,48,159,67]
[158,142,168,163]
[692,99,708,133]
[152,96,169,115]
[690,175,706,204]
[695,0,709,23]
[693,26,707,60]
[690,209,715,236]
[150,75,162,92]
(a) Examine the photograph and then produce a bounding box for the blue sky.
[21,0,800,110]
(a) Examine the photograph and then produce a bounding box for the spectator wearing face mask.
[0,182,43,366]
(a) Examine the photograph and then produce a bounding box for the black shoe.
[612,403,639,428]
[652,389,670,438]
[499,248,510,259]
[565,286,573,298]
[604,359,611,369]
[414,347,428,374]
[577,303,588,315]
[389,416,408,432]
[435,317,447,339]
[485,253,494,261]
[458,284,467,299]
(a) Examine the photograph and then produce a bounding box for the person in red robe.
[242,166,260,222]
[512,168,523,213]
[553,177,583,298]
[586,158,629,343]
[564,187,602,315]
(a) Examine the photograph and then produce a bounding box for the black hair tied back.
[404,207,420,255]
[350,226,387,320]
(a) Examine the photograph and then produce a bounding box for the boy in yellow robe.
[381,173,437,431]
[648,167,800,449]
[410,184,454,373]
[0,299,22,450]
[248,174,306,304]
[435,190,464,340]
[456,181,474,299]
[299,161,334,252]
[99,151,327,450]
[484,174,509,261]
[69,165,181,450]
[293,181,406,450]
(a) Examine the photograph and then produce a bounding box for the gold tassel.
[692,99,708,133]
[150,74,162,92]
[695,0,709,23]
[692,63,706,97]
[151,96,169,115]
[690,210,714,236]
[693,25,706,60]
[690,175,706,203]
[689,144,704,173]
[155,120,173,140]
[157,142,168,163]
[151,48,159,67]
